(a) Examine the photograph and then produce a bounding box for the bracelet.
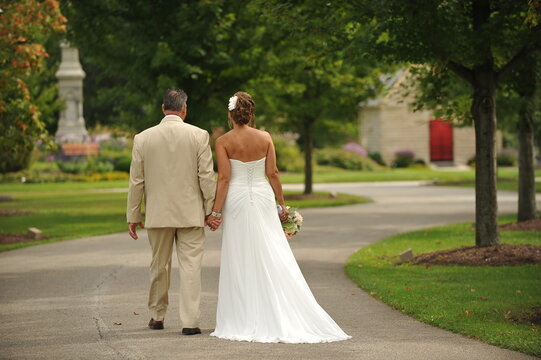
[211,211,222,218]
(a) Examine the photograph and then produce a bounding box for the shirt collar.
[161,114,184,123]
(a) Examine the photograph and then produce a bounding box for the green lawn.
[497,181,541,193]
[437,179,541,193]
[0,181,129,252]
[280,166,541,184]
[284,191,371,209]
[0,181,368,252]
[346,214,541,357]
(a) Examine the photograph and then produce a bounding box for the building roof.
[360,69,405,107]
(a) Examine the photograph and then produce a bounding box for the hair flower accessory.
[228,96,238,111]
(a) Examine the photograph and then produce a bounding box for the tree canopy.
[63,0,386,194]
[250,1,386,193]
[339,0,541,246]
[0,0,66,173]
[62,0,269,131]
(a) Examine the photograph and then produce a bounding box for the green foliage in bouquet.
[281,206,303,238]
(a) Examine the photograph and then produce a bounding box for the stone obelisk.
[55,41,89,143]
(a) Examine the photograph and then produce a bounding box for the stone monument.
[55,41,90,144]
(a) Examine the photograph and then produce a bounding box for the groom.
[126,88,217,335]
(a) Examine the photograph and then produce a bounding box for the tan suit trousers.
[147,227,205,328]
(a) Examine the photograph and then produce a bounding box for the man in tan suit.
[127,88,217,335]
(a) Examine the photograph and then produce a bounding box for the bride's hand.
[279,206,289,222]
[206,215,222,231]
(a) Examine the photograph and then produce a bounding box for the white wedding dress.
[210,157,351,343]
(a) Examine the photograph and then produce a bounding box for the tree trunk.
[517,99,537,221]
[303,120,314,195]
[472,66,500,247]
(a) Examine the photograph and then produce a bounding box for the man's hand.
[128,222,144,240]
[205,215,222,231]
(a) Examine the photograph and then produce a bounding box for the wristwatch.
[211,211,222,218]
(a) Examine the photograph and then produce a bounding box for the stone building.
[358,70,502,166]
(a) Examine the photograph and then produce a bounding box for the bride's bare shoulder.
[216,130,235,142]
[214,133,230,147]
[252,128,272,140]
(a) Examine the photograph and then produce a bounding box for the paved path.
[0,183,539,360]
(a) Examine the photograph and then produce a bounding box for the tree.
[253,55,380,194]
[413,67,540,224]
[62,0,269,131]
[346,0,541,246]
[508,53,540,221]
[0,0,66,173]
[254,2,384,194]
[406,54,540,222]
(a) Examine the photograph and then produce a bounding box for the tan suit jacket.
[126,115,216,228]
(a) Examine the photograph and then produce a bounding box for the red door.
[429,119,453,161]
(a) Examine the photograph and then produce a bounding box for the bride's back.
[222,127,270,162]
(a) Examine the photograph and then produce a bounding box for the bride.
[207,91,351,343]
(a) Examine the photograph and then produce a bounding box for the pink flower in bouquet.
[281,206,302,239]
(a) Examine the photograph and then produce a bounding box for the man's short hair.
[163,88,187,111]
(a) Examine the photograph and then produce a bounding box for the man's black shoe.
[148,318,164,330]
[182,327,201,335]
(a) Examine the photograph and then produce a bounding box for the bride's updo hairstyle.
[229,91,255,127]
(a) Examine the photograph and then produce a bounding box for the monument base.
[55,129,90,144]
[60,143,99,157]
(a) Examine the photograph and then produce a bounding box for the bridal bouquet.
[279,206,303,239]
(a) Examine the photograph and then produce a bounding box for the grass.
[0,181,369,252]
[284,191,371,209]
[0,181,129,252]
[280,166,541,184]
[438,179,541,193]
[345,213,541,357]
[497,181,541,193]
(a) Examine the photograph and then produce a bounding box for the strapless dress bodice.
[229,157,267,185]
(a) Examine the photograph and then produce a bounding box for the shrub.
[1,169,73,183]
[87,158,115,173]
[113,156,132,173]
[56,159,87,174]
[98,137,128,151]
[315,148,380,171]
[0,167,129,183]
[273,134,304,172]
[393,150,415,168]
[497,150,516,167]
[0,127,34,174]
[0,153,128,183]
[368,152,386,166]
[81,171,129,182]
[342,142,368,157]
[57,157,114,175]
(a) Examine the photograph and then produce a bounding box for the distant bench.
[61,143,99,156]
